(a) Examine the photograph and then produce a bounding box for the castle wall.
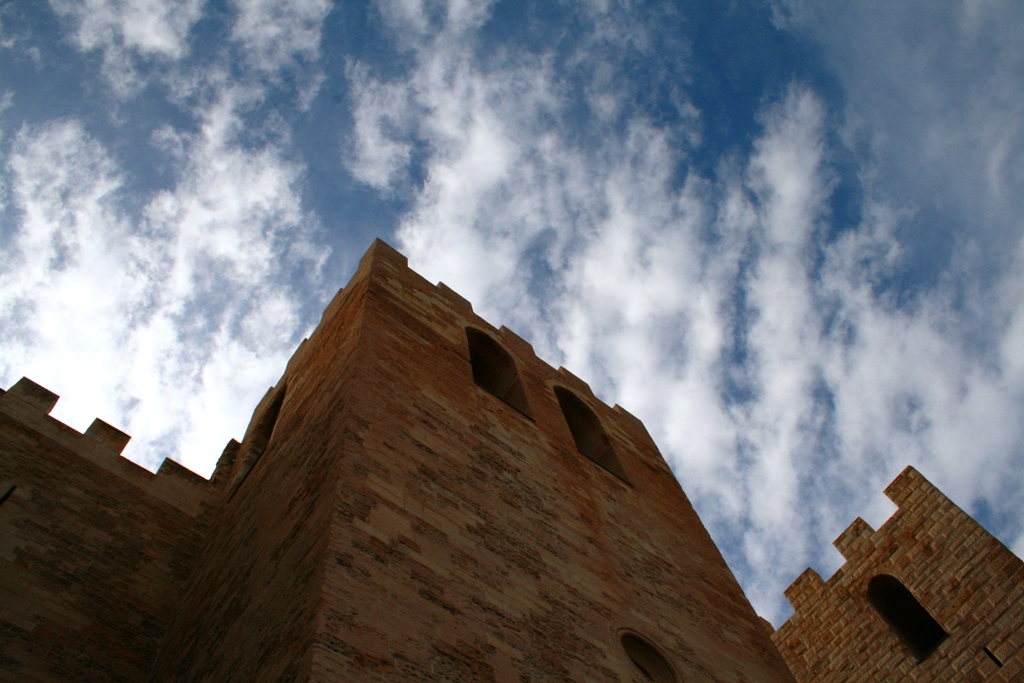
[2,238,799,682]
[147,255,375,681]
[0,378,216,682]
[306,241,795,682]
[771,467,1024,682]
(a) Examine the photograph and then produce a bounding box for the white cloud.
[48,0,205,94]
[772,0,1024,536]
[230,0,331,74]
[0,100,328,475]
[735,86,829,576]
[1,120,134,405]
[49,0,205,58]
[47,0,333,94]
[748,86,830,249]
[345,64,418,191]
[375,0,495,39]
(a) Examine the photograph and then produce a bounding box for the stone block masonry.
[2,238,796,682]
[771,466,1024,682]
[0,378,223,681]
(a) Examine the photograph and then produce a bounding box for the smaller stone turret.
[772,466,1024,682]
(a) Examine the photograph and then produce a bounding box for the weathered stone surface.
[773,466,1024,682]
[0,381,218,681]
[2,238,797,682]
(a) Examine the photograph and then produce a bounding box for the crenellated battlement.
[882,463,943,509]
[782,567,826,613]
[0,379,221,682]
[0,376,219,518]
[779,466,949,613]
[772,466,1024,681]
[351,239,675,478]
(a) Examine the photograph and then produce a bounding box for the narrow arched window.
[867,574,947,661]
[620,632,677,683]
[229,384,286,496]
[248,385,285,461]
[466,328,531,416]
[554,387,628,482]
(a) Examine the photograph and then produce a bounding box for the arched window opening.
[554,387,628,482]
[620,632,677,683]
[466,328,531,416]
[229,384,286,497]
[248,385,286,461]
[867,574,948,661]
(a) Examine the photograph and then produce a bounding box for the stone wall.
[147,244,374,682]
[1,238,797,682]
[772,466,1024,682]
[0,378,217,682]
[302,241,795,682]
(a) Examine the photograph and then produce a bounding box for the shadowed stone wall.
[0,378,218,682]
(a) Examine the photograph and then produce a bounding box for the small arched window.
[620,632,677,683]
[466,328,531,416]
[248,385,286,461]
[229,384,286,496]
[554,387,628,482]
[867,574,947,661]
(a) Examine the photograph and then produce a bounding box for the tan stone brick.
[773,466,1024,682]
[2,239,797,683]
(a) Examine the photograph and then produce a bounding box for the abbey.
[0,239,1020,682]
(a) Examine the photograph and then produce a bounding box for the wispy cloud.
[775,1,1024,264]
[230,0,332,74]
[0,90,329,473]
[5,1,336,473]
[345,64,420,191]
[49,0,205,58]
[48,0,205,94]
[46,0,333,97]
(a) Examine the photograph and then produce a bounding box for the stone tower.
[771,467,1024,682]
[1,239,795,682]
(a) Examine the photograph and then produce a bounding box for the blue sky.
[2,0,1023,626]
